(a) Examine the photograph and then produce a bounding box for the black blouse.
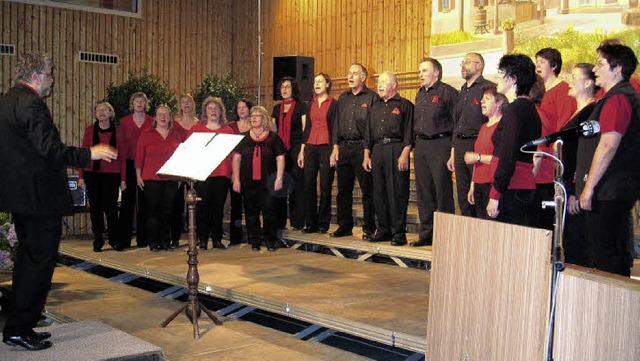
[271,101,307,148]
[235,131,286,186]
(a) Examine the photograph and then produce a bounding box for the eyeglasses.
[280,84,292,89]
[461,60,480,66]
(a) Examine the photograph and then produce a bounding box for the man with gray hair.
[363,72,413,246]
[0,52,117,350]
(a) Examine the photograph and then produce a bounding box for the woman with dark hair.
[135,105,183,251]
[271,76,306,231]
[225,98,254,245]
[79,101,126,252]
[575,44,640,276]
[168,93,198,249]
[463,85,508,220]
[298,73,337,233]
[188,96,233,250]
[560,63,598,266]
[487,54,542,226]
[119,92,154,248]
[233,106,286,251]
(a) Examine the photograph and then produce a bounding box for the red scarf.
[277,98,295,150]
[252,133,268,180]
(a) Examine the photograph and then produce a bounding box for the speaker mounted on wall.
[273,56,315,102]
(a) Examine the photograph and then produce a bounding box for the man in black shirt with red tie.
[363,72,413,245]
[330,63,378,239]
[450,53,495,217]
[411,58,458,247]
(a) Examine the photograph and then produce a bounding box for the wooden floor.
[1,265,374,361]
[58,238,430,352]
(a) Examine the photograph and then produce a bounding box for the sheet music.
[157,132,244,181]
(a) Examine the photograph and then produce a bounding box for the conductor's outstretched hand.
[90,144,118,162]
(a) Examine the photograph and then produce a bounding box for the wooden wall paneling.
[426,213,551,360]
[168,0,175,93]
[553,266,640,361]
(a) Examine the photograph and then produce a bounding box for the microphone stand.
[540,140,566,361]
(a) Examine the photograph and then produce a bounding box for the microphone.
[523,120,600,148]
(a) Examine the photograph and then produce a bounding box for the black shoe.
[33,331,51,341]
[93,247,102,252]
[150,246,160,252]
[330,228,353,238]
[170,241,179,249]
[301,227,318,234]
[369,231,391,243]
[362,231,374,241]
[317,228,328,234]
[212,242,226,250]
[410,238,432,247]
[3,334,52,351]
[252,245,261,251]
[390,236,407,246]
[198,243,208,250]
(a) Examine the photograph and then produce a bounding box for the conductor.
[0,52,117,350]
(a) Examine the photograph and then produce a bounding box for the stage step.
[0,320,163,361]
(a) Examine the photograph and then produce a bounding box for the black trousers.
[336,141,375,234]
[585,200,634,277]
[169,182,186,245]
[194,176,229,246]
[276,144,305,229]
[229,186,244,244]
[143,180,178,249]
[84,171,120,249]
[534,182,555,230]
[243,182,277,247]
[303,144,334,230]
[563,211,590,267]
[473,182,492,220]
[414,138,455,241]
[371,142,409,237]
[496,188,536,227]
[4,213,61,335]
[454,139,476,217]
[118,160,146,247]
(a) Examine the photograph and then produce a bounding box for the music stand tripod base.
[160,182,223,338]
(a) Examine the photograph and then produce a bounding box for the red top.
[595,76,640,100]
[135,127,183,181]
[489,158,536,200]
[599,94,632,134]
[472,121,498,184]
[79,124,127,181]
[187,123,234,178]
[120,114,154,160]
[172,120,191,140]
[535,82,575,184]
[307,96,333,145]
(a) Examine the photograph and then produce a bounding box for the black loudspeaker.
[273,56,315,101]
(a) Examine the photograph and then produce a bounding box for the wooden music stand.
[156,132,244,338]
[160,180,223,338]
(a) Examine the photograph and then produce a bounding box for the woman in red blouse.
[464,85,507,220]
[168,93,198,249]
[79,101,127,252]
[119,92,154,248]
[188,96,233,250]
[298,73,337,233]
[135,104,183,251]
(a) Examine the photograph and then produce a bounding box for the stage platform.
[58,238,430,353]
[2,265,375,361]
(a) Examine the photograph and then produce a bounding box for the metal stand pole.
[542,140,566,361]
[161,181,223,338]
